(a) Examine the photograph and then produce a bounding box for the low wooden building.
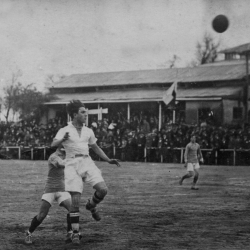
[45,49,250,128]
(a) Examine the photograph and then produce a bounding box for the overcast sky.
[0,0,250,91]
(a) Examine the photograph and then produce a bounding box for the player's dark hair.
[66,100,85,119]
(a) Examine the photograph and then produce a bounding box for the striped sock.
[90,192,103,207]
[70,212,80,232]
[67,213,72,232]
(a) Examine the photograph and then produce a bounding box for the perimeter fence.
[1,146,250,166]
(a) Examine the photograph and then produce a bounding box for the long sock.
[90,191,104,207]
[28,216,42,234]
[193,175,199,184]
[67,213,72,232]
[70,212,79,232]
[181,174,192,182]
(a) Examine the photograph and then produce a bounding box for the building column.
[66,104,71,122]
[127,103,130,121]
[159,102,162,130]
[86,108,89,127]
[67,102,71,122]
[98,103,101,120]
[245,53,249,124]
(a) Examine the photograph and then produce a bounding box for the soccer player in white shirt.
[179,134,204,190]
[51,100,120,246]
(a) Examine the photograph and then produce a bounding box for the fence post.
[144,147,147,162]
[6,147,9,158]
[180,148,183,163]
[233,149,236,166]
[44,147,46,160]
[18,147,21,159]
[215,150,218,165]
[31,148,33,160]
[113,145,116,157]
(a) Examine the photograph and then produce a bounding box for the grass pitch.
[0,159,250,250]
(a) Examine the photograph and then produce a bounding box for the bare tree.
[195,33,220,65]
[45,74,66,88]
[16,83,56,121]
[168,54,181,68]
[157,54,181,69]
[3,70,22,122]
[187,33,220,67]
[3,70,57,123]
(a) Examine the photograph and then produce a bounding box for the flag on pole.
[163,81,178,105]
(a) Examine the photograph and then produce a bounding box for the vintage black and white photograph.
[1,0,250,249]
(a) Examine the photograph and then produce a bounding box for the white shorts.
[187,163,200,172]
[41,192,71,206]
[65,156,104,194]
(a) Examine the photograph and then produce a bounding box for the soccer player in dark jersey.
[24,147,72,245]
[179,134,204,190]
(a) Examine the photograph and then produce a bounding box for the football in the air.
[212,15,229,33]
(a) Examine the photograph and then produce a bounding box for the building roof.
[45,85,243,105]
[199,59,246,67]
[220,43,250,54]
[47,88,167,104]
[51,63,249,89]
[177,86,242,99]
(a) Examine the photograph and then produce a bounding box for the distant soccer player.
[51,100,120,246]
[179,134,204,190]
[24,147,73,245]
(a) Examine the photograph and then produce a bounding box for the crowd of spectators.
[0,117,66,148]
[88,111,250,165]
[0,110,250,165]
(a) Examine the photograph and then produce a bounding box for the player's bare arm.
[49,156,64,168]
[184,145,189,165]
[198,146,204,163]
[55,158,66,168]
[51,132,70,148]
[49,151,66,168]
[90,143,121,167]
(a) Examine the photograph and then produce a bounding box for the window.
[225,53,240,60]
[198,108,213,123]
[233,107,243,120]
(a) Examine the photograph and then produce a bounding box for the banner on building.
[163,81,178,105]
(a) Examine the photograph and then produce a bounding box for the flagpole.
[159,102,162,130]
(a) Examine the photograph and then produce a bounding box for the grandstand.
[1,43,250,166]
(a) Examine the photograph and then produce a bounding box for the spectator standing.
[126,132,137,161]
[141,118,150,134]
[136,131,146,161]
[119,137,127,161]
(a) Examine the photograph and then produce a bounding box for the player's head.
[190,134,196,143]
[67,100,87,122]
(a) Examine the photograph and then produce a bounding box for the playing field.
[1,160,250,250]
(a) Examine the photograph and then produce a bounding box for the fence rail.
[2,146,50,161]
[2,146,250,166]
